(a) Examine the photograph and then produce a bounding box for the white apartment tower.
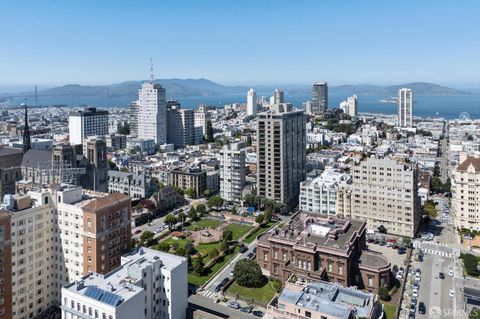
[340,95,358,117]
[453,155,480,231]
[220,143,246,203]
[398,88,413,127]
[257,103,306,210]
[273,89,284,104]
[137,82,167,145]
[299,168,351,215]
[194,106,211,144]
[247,88,257,116]
[69,107,109,145]
[61,248,188,319]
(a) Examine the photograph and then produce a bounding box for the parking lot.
[367,238,409,269]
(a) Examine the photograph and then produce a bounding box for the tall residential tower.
[311,82,328,114]
[136,82,167,145]
[398,88,413,127]
[256,103,306,210]
[246,88,257,116]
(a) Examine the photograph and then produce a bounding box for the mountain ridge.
[0,79,471,100]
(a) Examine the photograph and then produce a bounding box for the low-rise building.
[108,171,154,199]
[256,211,390,294]
[168,167,207,198]
[267,277,382,319]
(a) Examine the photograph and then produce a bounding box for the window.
[305,311,312,318]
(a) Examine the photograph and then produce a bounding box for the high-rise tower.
[247,88,257,116]
[398,88,413,127]
[311,82,328,114]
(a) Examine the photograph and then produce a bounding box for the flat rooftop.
[276,280,378,319]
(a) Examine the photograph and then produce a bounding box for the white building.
[167,108,195,148]
[61,248,188,319]
[69,107,109,145]
[299,168,351,215]
[136,82,167,145]
[339,95,358,117]
[398,88,413,127]
[219,143,246,203]
[246,88,257,116]
[194,107,211,144]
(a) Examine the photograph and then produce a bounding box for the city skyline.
[1,0,479,88]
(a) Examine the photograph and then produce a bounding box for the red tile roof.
[82,192,130,211]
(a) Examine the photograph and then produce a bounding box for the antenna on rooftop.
[150,57,154,81]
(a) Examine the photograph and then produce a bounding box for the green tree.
[185,187,196,198]
[208,195,224,209]
[177,212,186,224]
[188,206,198,221]
[378,225,387,234]
[140,231,155,245]
[423,200,437,218]
[264,207,273,223]
[209,247,220,260]
[272,279,283,293]
[378,286,390,301]
[107,160,118,171]
[221,239,230,253]
[203,189,212,197]
[155,241,170,252]
[469,308,480,319]
[205,120,214,142]
[196,204,207,216]
[193,258,205,275]
[233,259,266,288]
[117,122,130,135]
[164,214,177,229]
[255,214,265,224]
[185,242,196,256]
[222,230,233,242]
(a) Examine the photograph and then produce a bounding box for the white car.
[415,273,421,282]
[412,290,419,298]
[449,269,454,277]
[396,270,404,280]
[449,289,455,298]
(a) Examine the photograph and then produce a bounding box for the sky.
[1,0,479,89]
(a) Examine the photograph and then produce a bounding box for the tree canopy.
[233,259,266,288]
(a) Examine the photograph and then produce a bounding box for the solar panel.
[84,286,123,306]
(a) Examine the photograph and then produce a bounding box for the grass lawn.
[225,223,252,241]
[188,247,240,286]
[162,237,192,248]
[244,222,277,244]
[227,280,277,306]
[381,302,397,319]
[187,219,222,230]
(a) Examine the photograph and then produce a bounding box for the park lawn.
[196,241,222,263]
[244,222,277,244]
[227,280,277,306]
[381,302,397,319]
[187,218,222,230]
[188,246,240,286]
[162,237,192,248]
[225,223,252,241]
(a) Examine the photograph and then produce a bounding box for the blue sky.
[1,0,479,88]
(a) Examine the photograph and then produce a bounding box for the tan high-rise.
[453,155,480,231]
[337,157,421,237]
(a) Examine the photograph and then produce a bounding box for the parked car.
[227,301,240,309]
[240,306,252,313]
[239,246,248,253]
[220,277,230,286]
[412,290,419,298]
[252,310,265,317]
[418,302,426,314]
[398,247,406,255]
[410,297,417,306]
[247,252,254,259]
[439,272,445,279]
[409,304,416,314]
[392,265,398,273]
[415,273,421,282]
[396,270,404,280]
[214,284,222,293]
[449,269,454,277]
[134,229,142,235]
[253,247,257,253]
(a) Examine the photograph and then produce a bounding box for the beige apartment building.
[337,157,421,237]
[0,186,131,319]
[453,155,480,231]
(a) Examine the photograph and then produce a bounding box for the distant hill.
[0,79,470,100]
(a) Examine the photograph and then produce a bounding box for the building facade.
[219,143,246,203]
[136,82,167,145]
[398,88,413,127]
[129,101,139,137]
[256,211,391,294]
[0,211,12,319]
[61,248,188,319]
[108,170,154,199]
[69,107,109,146]
[168,168,207,198]
[339,94,358,117]
[194,108,211,144]
[453,155,480,231]
[0,147,23,198]
[311,82,328,114]
[299,168,351,215]
[246,88,257,116]
[257,104,306,210]
[338,157,421,237]
[167,107,195,149]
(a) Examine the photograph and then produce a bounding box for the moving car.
[449,268,454,277]
[449,289,455,298]
[439,272,445,279]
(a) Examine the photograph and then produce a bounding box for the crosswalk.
[420,248,452,258]
[201,290,218,298]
